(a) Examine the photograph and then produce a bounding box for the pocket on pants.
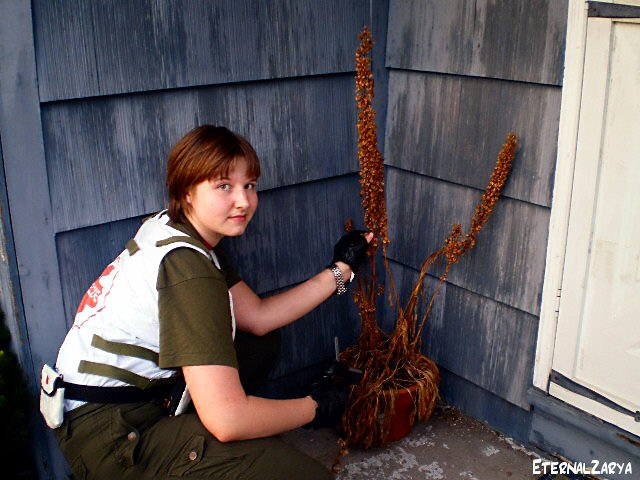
[110,408,140,467]
[168,434,205,476]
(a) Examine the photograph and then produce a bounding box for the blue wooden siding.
[440,367,534,444]
[0,0,69,379]
[385,71,562,207]
[42,74,359,233]
[384,257,538,411]
[387,0,568,85]
[33,0,369,101]
[383,255,539,411]
[0,133,32,377]
[387,168,550,316]
[383,0,566,422]
[0,3,74,478]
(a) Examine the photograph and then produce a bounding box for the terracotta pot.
[383,384,419,443]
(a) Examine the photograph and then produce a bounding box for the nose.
[233,188,250,209]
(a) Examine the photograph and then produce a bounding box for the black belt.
[63,382,176,404]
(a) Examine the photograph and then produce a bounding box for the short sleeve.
[157,247,239,369]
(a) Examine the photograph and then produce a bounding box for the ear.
[185,189,193,206]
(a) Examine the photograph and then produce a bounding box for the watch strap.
[328,263,347,296]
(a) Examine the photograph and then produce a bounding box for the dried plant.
[338,26,518,451]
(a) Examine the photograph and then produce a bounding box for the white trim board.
[534,0,590,390]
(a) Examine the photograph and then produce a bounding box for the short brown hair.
[167,125,260,222]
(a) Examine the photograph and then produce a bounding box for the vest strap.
[91,335,159,364]
[156,236,210,254]
[78,360,170,390]
[126,239,140,255]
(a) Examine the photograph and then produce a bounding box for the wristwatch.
[328,263,348,296]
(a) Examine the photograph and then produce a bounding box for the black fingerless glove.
[308,384,349,430]
[304,360,364,429]
[331,230,370,274]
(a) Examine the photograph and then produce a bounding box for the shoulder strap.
[156,235,211,256]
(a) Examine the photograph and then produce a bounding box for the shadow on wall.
[0,307,38,479]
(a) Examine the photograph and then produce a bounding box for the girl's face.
[185,158,258,247]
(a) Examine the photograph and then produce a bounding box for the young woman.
[51,125,371,479]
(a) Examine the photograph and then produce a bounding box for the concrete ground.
[282,404,543,479]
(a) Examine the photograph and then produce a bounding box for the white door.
[549,16,640,436]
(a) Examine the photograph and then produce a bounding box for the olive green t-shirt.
[156,220,241,370]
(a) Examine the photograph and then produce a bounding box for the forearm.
[201,395,317,442]
[185,364,319,442]
[233,262,352,335]
[258,267,344,330]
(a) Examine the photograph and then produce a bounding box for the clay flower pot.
[382,384,420,443]
[340,351,439,449]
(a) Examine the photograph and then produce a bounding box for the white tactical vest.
[56,211,236,411]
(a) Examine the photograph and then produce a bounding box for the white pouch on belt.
[40,364,65,429]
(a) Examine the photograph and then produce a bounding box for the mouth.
[228,215,247,223]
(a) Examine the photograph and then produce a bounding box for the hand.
[331,231,374,275]
[304,360,363,429]
[307,384,349,430]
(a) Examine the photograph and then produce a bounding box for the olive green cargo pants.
[55,331,333,480]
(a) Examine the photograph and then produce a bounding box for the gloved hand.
[305,360,363,429]
[307,383,349,430]
[331,230,371,275]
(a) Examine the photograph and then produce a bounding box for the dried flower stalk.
[355,27,388,245]
[351,25,388,352]
[338,26,518,450]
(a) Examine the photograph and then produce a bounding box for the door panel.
[552,17,640,436]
